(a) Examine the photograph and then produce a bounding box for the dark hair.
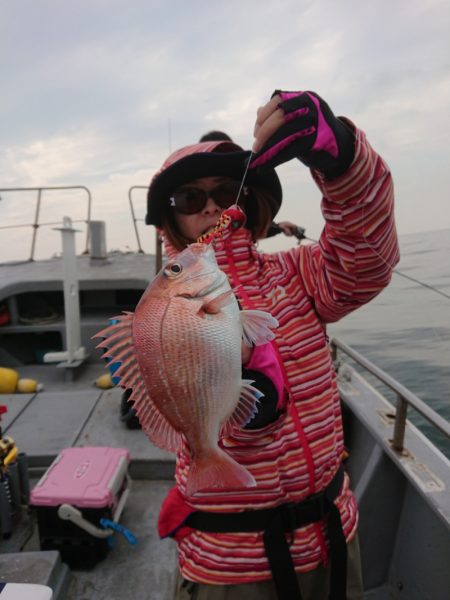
[199,131,233,142]
[160,210,192,251]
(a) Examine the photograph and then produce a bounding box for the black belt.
[185,465,347,600]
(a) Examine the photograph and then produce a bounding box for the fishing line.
[196,152,254,244]
[358,191,450,349]
[241,149,449,306]
[233,151,254,208]
[388,269,450,301]
[288,216,450,353]
[204,145,450,304]
[358,195,450,301]
[296,227,450,302]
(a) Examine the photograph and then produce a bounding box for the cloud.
[1,131,99,186]
[1,0,450,259]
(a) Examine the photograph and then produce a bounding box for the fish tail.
[186,448,256,496]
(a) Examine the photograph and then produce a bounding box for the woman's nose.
[202,195,221,214]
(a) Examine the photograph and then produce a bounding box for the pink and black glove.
[251,90,355,179]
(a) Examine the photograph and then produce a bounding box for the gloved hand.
[251,90,355,179]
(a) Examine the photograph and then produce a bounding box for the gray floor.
[0,481,178,600]
[0,361,178,599]
[64,480,177,600]
[2,376,174,469]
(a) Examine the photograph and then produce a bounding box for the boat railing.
[128,185,163,272]
[331,337,450,452]
[0,186,92,261]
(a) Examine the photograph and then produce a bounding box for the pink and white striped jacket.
[158,125,400,584]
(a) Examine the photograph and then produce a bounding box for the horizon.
[0,203,448,265]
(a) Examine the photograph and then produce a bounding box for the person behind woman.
[145,90,400,600]
[199,130,233,142]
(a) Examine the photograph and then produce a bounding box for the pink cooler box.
[30,447,130,569]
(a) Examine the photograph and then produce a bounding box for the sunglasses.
[169,181,248,215]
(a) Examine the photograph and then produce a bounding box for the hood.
[146,140,282,227]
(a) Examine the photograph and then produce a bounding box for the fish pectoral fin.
[240,309,279,347]
[202,290,235,314]
[220,380,262,436]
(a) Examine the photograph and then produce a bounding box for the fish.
[94,243,278,496]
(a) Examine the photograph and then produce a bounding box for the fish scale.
[159,299,238,442]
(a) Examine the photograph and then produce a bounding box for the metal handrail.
[128,185,163,272]
[0,186,92,261]
[127,186,147,254]
[331,337,450,451]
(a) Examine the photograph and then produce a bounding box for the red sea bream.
[95,243,278,496]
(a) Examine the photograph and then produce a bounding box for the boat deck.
[0,363,174,474]
[0,252,156,301]
[2,357,450,599]
[1,250,449,599]
[0,361,178,600]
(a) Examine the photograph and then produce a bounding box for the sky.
[1,0,450,261]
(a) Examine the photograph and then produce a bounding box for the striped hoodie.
[159,125,400,584]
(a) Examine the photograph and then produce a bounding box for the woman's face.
[172,176,241,243]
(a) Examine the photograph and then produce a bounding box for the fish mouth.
[198,270,227,297]
[178,270,227,299]
[200,225,215,236]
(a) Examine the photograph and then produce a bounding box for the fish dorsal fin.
[93,313,182,453]
[220,379,262,437]
[240,309,279,347]
[203,290,235,314]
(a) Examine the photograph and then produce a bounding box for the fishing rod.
[269,223,450,302]
[193,139,449,304]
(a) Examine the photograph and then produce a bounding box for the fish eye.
[164,262,183,278]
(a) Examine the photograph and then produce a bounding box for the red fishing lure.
[196,206,246,245]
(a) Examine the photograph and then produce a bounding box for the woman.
[146,90,400,600]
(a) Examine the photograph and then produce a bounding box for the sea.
[327,228,450,459]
